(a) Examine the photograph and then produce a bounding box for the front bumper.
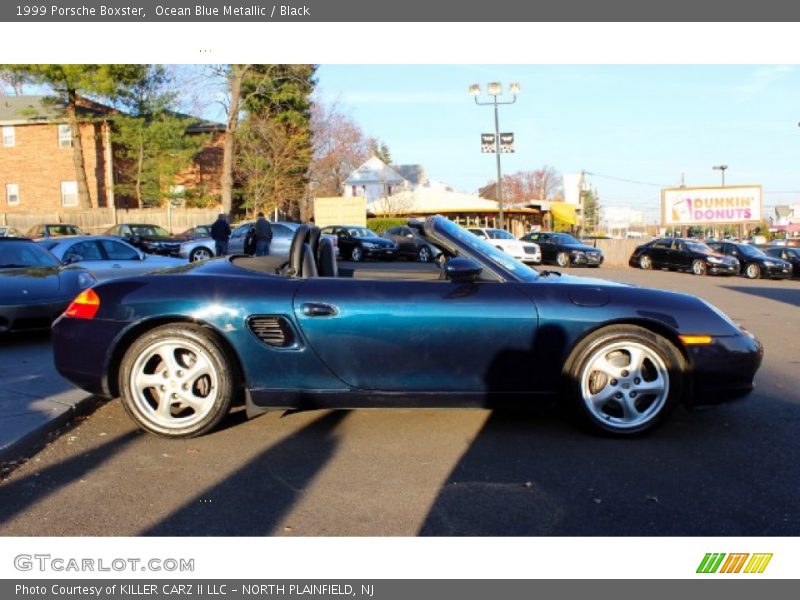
[761,264,793,279]
[363,247,398,260]
[572,252,604,266]
[707,262,739,275]
[688,332,763,405]
[0,298,71,333]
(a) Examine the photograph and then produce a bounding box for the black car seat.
[287,224,310,276]
[299,243,318,278]
[307,226,322,260]
[318,237,338,277]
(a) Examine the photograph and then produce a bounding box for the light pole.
[470,81,519,230]
[713,164,728,187]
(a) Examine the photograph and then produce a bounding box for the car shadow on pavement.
[140,410,347,536]
[722,286,800,308]
[0,430,141,528]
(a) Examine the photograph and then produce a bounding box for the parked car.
[706,241,792,280]
[39,236,186,282]
[0,238,95,333]
[320,225,398,261]
[770,238,800,248]
[629,238,739,276]
[468,228,541,264]
[177,225,212,241]
[104,223,182,256]
[382,225,442,262]
[0,226,23,238]
[26,223,85,239]
[180,221,305,262]
[764,247,800,277]
[52,215,762,439]
[520,232,603,268]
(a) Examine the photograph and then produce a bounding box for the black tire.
[189,246,214,262]
[692,259,707,276]
[556,252,571,268]
[638,254,653,270]
[417,245,433,262]
[118,324,235,438]
[745,262,761,279]
[564,325,684,436]
[350,245,364,262]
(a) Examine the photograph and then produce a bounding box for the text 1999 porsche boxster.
[52,216,763,438]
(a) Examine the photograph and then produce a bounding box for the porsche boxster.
[52,216,763,438]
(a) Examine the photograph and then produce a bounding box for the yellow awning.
[550,201,578,225]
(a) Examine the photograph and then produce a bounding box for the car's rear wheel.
[119,324,234,438]
[350,246,363,262]
[638,254,652,270]
[417,246,433,262]
[189,246,214,262]
[745,262,761,279]
[692,259,707,276]
[556,252,571,267]
[565,325,684,436]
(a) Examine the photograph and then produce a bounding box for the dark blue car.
[52,216,762,439]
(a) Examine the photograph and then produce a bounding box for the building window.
[2,126,14,147]
[6,183,19,205]
[58,124,72,148]
[61,181,78,207]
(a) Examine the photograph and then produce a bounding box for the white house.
[342,156,409,202]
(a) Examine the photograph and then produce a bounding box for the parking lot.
[0,266,798,536]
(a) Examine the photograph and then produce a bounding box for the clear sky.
[315,64,800,222]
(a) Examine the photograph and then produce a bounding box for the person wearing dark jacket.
[210,213,231,257]
[254,212,273,256]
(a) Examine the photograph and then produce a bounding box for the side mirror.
[444,257,482,283]
[405,233,414,239]
[62,254,82,265]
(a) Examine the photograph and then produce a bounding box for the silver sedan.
[39,236,186,281]
[180,221,303,261]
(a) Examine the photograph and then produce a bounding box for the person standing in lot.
[254,212,273,256]
[210,213,231,257]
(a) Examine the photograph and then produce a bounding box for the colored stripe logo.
[697,553,772,574]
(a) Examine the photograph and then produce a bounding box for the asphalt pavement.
[0,330,97,467]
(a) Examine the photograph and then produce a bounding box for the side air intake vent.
[248,316,295,348]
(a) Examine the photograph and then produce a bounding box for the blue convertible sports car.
[52,216,763,438]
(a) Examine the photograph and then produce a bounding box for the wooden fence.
[1,208,220,235]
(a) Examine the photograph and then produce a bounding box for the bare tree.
[308,99,371,199]
[489,166,564,205]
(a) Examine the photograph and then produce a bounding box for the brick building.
[0,95,225,213]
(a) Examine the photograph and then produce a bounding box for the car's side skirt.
[246,388,556,417]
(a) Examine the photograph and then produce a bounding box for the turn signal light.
[64,288,100,320]
[679,334,713,345]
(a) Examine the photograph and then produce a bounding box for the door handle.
[301,302,338,317]
[112,264,122,268]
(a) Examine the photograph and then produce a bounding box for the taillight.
[64,288,100,320]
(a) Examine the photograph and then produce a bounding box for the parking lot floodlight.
[509,82,521,94]
[487,82,502,96]
[469,84,481,96]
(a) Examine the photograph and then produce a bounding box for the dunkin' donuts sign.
[662,186,762,226]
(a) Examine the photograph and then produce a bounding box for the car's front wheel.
[119,324,234,438]
[189,246,214,262]
[692,259,707,276]
[565,325,684,436]
[745,262,761,279]
[417,245,433,262]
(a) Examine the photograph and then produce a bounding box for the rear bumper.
[688,332,764,405]
[0,298,70,333]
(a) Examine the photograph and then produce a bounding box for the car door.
[536,234,557,262]
[293,278,539,393]
[669,240,692,270]
[268,223,296,257]
[647,239,671,268]
[228,223,252,254]
[62,240,110,278]
[98,239,148,277]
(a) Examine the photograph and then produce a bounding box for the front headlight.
[571,250,586,257]
[763,260,777,267]
[78,271,96,290]
[362,242,378,249]
[706,256,723,264]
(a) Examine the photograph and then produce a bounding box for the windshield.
[131,225,171,237]
[47,225,84,236]
[487,229,515,240]
[0,241,60,268]
[435,219,537,282]
[686,242,713,254]
[347,227,378,238]
[737,244,764,257]
[555,233,581,245]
